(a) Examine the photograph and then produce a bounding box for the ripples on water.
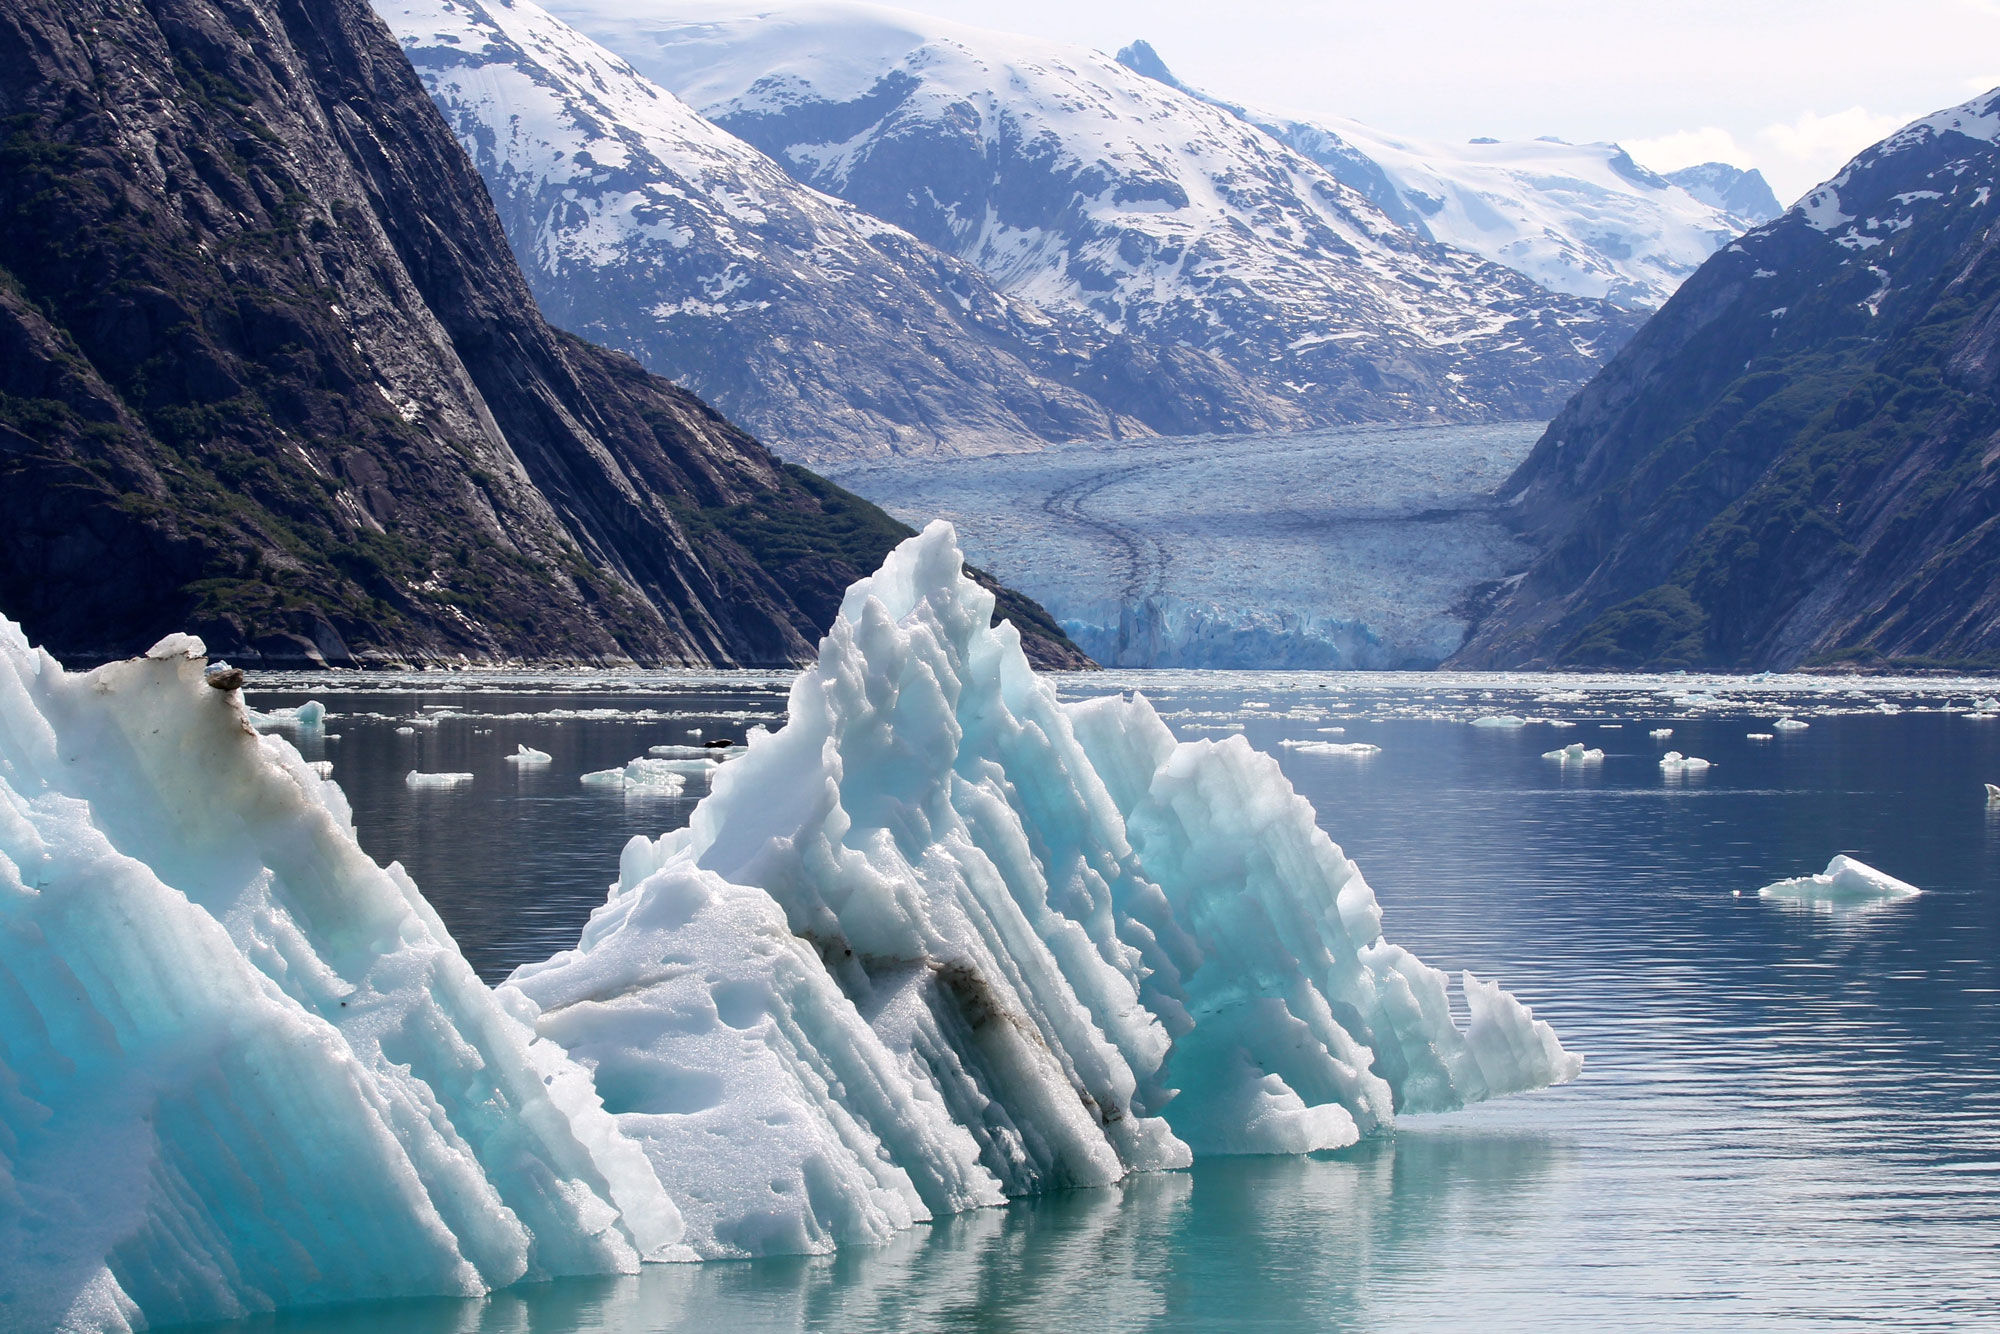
[220,671,2000,1331]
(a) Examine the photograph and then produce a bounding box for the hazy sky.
[879,0,2000,203]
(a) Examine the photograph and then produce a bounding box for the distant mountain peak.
[1664,162,1782,223]
[1112,38,1181,89]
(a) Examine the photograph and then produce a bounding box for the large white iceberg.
[515,522,1577,1246]
[0,522,1577,1329]
[1758,855,1921,907]
[0,629,682,1333]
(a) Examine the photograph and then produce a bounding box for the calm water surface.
[217,671,2000,1331]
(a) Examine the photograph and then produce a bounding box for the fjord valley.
[5,1,2000,1331]
[0,0,1082,668]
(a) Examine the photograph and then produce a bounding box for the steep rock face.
[1451,91,2000,670]
[0,0,1085,667]
[1116,40,1763,310]
[383,0,1130,463]
[547,0,1639,429]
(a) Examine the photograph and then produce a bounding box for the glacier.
[0,524,1576,1330]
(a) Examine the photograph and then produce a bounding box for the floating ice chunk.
[308,760,335,778]
[1472,715,1527,728]
[550,521,1577,1237]
[1747,732,1774,741]
[247,699,327,730]
[406,769,474,788]
[1542,743,1603,763]
[395,725,417,736]
[1757,855,1920,906]
[1772,718,1809,731]
[1986,783,2000,801]
[1316,726,1347,735]
[1279,738,1381,756]
[1659,751,1712,772]
[1979,697,2000,712]
[506,744,554,765]
[582,758,688,793]
[0,623,683,1329]
[1649,728,1675,739]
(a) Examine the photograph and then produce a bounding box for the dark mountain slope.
[0,0,1086,667]
[1451,91,2000,671]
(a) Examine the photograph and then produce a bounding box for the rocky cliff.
[0,0,1086,667]
[1451,91,2000,671]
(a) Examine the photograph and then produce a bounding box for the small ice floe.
[249,700,327,730]
[1542,743,1604,764]
[1772,718,1809,731]
[1649,728,1674,739]
[1758,854,1920,907]
[580,757,688,794]
[1600,724,1623,730]
[1986,783,2000,802]
[394,726,417,736]
[1659,751,1712,772]
[1278,739,1381,756]
[504,744,553,766]
[405,770,473,788]
[1747,732,1774,741]
[307,761,334,779]
[1316,726,1347,735]
[647,743,733,759]
[1472,715,1527,729]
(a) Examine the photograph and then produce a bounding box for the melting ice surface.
[0,524,1574,1331]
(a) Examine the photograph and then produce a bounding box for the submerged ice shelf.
[0,524,1576,1330]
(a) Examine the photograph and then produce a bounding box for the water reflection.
[186,1132,1571,1334]
[218,673,2000,1329]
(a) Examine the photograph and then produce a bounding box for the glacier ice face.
[0,625,683,1331]
[522,521,1578,1252]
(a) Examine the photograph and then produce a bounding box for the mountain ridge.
[0,0,1088,667]
[1449,88,2000,671]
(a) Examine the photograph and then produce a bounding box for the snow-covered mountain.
[1115,39,1773,309]
[1665,163,1782,222]
[382,0,1128,461]
[1453,88,2000,670]
[543,0,1639,428]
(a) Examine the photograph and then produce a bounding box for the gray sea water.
[212,670,2000,1332]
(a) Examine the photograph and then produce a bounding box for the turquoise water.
[219,672,2000,1331]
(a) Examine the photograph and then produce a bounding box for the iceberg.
[1659,751,1712,772]
[581,758,689,792]
[1772,718,1809,732]
[0,522,1578,1327]
[1758,855,1920,906]
[1649,728,1674,739]
[1471,715,1527,728]
[522,522,1578,1233]
[1541,744,1603,764]
[0,629,682,1331]
[506,744,554,766]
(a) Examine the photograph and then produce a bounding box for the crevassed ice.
[0,522,1577,1328]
